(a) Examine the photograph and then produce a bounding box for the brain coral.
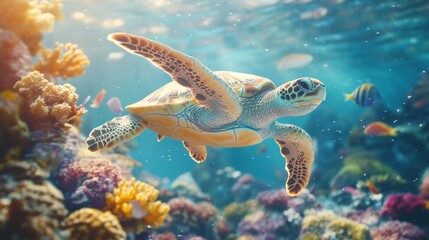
[13,71,86,130]
[0,0,63,55]
[62,208,126,240]
[105,178,170,233]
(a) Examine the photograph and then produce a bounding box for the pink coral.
[381,193,429,224]
[257,189,289,211]
[371,220,427,240]
[56,156,122,209]
[0,29,32,90]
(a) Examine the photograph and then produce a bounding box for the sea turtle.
[86,33,326,196]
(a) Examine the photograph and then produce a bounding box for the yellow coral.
[35,42,90,81]
[62,208,126,240]
[105,178,170,233]
[0,0,63,55]
[13,71,86,130]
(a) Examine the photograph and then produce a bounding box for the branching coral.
[35,42,90,81]
[0,29,33,90]
[61,208,126,240]
[371,220,427,240]
[104,178,170,233]
[0,0,63,55]
[300,210,371,240]
[13,71,86,130]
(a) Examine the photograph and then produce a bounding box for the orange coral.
[35,42,90,81]
[62,208,126,240]
[13,71,86,130]
[0,0,63,55]
[105,178,170,233]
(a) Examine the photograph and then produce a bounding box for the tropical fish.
[90,89,106,108]
[364,121,397,137]
[107,97,123,114]
[413,99,427,108]
[107,51,125,62]
[343,186,361,196]
[365,180,379,194]
[277,53,313,70]
[344,83,381,107]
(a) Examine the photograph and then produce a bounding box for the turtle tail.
[86,114,146,151]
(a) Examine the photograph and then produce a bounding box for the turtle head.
[275,77,326,116]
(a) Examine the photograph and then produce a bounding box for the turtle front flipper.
[270,123,314,196]
[86,114,146,151]
[108,33,242,124]
[183,141,207,163]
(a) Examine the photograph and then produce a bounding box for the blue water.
[46,0,429,184]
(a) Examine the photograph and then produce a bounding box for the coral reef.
[0,90,29,161]
[166,198,218,238]
[331,152,395,189]
[52,126,124,210]
[61,208,126,240]
[0,161,67,240]
[300,210,371,240]
[171,172,210,202]
[0,29,33,90]
[35,42,90,81]
[257,189,289,211]
[237,210,292,240]
[223,200,257,226]
[14,71,86,130]
[371,220,427,240]
[381,193,429,224]
[58,156,123,210]
[357,174,409,195]
[105,178,170,233]
[0,0,63,55]
[232,173,269,202]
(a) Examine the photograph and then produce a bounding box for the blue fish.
[345,83,380,107]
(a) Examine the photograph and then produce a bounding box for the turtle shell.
[126,71,275,146]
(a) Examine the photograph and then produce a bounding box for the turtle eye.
[298,78,312,92]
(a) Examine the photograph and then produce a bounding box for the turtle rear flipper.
[86,114,146,151]
[271,123,314,196]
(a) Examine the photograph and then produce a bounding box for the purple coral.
[232,174,268,202]
[381,193,429,224]
[371,220,427,240]
[167,198,217,239]
[56,157,122,209]
[237,210,288,240]
[257,189,289,211]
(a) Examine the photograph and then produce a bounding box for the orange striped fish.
[90,89,106,108]
[364,121,397,137]
[345,84,380,107]
[365,180,379,194]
